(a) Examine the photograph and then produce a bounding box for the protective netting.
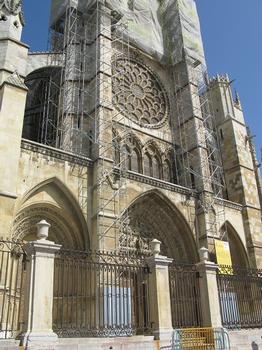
[50,0,205,65]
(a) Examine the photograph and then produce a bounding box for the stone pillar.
[196,247,222,328]
[21,220,61,349]
[146,239,173,346]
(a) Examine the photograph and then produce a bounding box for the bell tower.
[0,0,28,237]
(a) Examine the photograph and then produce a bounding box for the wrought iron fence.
[0,240,26,339]
[217,265,262,329]
[169,263,202,328]
[53,249,151,337]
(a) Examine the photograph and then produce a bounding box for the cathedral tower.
[0,0,28,236]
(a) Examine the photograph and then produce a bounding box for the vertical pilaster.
[173,59,215,254]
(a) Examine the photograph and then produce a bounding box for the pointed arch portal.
[222,222,249,268]
[12,178,89,250]
[124,191,198,263]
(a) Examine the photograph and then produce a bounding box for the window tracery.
[112,59,168,128]
[113,131,181,185]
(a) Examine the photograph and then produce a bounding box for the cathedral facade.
[0,0,262,349]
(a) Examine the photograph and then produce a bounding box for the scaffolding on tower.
[47,0,134,251]
[173,57,227,249]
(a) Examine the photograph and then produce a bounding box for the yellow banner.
[215,239,232,267]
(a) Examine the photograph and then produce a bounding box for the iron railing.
[0,240,26,339]
[53,249,151,337]
[217,265,262,329]
[169,263,202,328]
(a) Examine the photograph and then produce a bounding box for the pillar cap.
[36,220,51,240]
[199,247,209,262]
[150,239,161,256]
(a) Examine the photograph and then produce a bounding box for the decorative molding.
[214,197,243,211]
[0,190,17,199]
[0,0,24,25]
[113,167,197,197]
[0,0,21,14]
[21,139,93,167]
[4,70,27,90]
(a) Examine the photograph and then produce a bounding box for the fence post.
[21,220,61,349]
[146,239,173,346]
[196,247,222,328]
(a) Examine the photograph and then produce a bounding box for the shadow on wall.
[252,341,259,350]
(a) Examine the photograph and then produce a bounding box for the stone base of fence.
[0,339,21,350]
[228,329,262,350]
[21,336,156,350]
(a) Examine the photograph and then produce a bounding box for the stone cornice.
[21,139,93,167]
[0,36,29,48]
[216,114,246,129]
[0,190,17,199]
[113,167,197,197]
[214,197,243,211]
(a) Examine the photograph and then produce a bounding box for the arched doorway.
[120,190,201,328]
[120,190,198,263]
[12,178,89,250]
[221,222,249,268]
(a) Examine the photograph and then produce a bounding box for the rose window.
[112,59,168,128]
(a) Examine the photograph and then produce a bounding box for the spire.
[234,90,242,109]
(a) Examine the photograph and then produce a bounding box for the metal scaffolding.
[47,1,134,250]
[173,58,227,245]
[31,0,228,252]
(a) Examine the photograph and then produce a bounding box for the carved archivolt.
[120,192,198,263]
[113,59,168,128]
[12,205,82,249]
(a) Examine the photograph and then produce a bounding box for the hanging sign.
[215,239,232,267]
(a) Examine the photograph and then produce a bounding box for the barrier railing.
[53,249,151,337]
[0,240,26,339]
[217,265,262,329]
[170,327,230,350]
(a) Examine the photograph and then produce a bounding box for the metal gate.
[169,263,202,328]
[53,249,151,337]
[0,240,26,339]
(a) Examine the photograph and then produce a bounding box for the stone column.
[196,247,222,328]
[21,220,61,349]
[146,239,173,346]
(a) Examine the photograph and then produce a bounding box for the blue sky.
[22,0,262,158]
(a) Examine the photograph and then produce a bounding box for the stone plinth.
[21,237,61,349]
[196,259,222,328]
[146,251,173,347]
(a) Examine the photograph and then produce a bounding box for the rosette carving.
[113,59,168,128]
